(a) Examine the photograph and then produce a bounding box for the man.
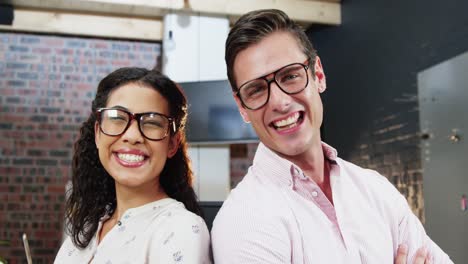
[211,9,452,264]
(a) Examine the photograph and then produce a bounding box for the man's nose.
[268,81,292,111]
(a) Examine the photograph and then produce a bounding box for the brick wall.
[0,32,161,264]
[230,143,258,188]
[344,101,425,221]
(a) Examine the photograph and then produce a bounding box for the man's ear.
[233,93,250,123]
[167,132,181,158]
[314,56,327,93]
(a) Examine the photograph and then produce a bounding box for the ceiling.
[1,0,341,40]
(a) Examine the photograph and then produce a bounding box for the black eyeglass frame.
[236,60,310,110]
[96,107,176,141]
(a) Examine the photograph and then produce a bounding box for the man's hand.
[395,244,433,264]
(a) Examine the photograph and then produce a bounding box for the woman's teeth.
[117,153,145,163]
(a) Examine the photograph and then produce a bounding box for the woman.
[55,67,211,263]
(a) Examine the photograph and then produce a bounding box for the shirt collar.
[100,198,177,222]
[321,141,338,161]
[253,142,339,187]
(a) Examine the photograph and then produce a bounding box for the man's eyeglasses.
[236,60,310,110]
[96,108,176,141]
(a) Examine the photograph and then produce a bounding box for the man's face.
[233,31,326,161]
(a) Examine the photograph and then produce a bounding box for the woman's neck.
[112,181,168,221]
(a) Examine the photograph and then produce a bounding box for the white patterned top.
[55,198,211,264]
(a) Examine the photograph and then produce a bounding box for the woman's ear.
[94,121,100,149]
[167,132,181,158]
[314,56,327,93]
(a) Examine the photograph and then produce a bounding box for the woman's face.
[94,83,179,191]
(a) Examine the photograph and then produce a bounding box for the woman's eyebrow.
[107,105,128,111]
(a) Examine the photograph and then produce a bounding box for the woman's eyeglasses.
[96,108,176,141]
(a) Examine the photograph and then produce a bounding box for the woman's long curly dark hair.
[65,67,202,249]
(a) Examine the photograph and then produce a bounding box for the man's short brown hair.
[225,9,317,92]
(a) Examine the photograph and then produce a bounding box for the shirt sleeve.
[54,236,73,264]
[211,204,291,264]
[54,236,90,264]
[148,212,212,264]
[391,183,454,263]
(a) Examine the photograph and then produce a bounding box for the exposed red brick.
[0,32,161,263]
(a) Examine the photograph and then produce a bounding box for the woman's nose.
[121,120,144,143]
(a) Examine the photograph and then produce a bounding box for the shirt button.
[311,191,318,197]
[294,168,300,176]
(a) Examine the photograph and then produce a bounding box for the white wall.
[162,13,228,83]
[189,145,230,201]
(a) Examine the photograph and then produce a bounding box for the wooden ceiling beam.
[0,8,163,41]
[1,0,340,40]
[6,0,340,25]
[188,0,340,25]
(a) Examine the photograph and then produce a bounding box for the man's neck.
[282,140,325,183]
[282,141,333,203]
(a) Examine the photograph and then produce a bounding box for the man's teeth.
[273,113,300,128]
[117,153,145,162]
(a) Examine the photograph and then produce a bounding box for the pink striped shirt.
[211,142,452,263]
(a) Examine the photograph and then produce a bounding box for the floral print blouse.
[55,198,211,264]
